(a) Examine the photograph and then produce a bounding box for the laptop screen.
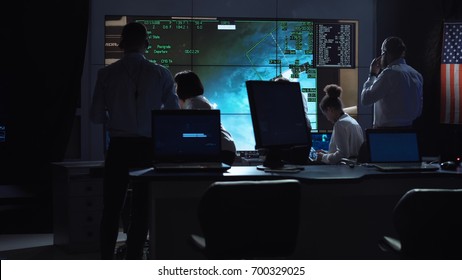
[366,129,421,163]
[311,132,332,151]
[151,110,222,162]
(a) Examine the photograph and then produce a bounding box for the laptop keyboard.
[374,162,423,168]
[373,162,439,172]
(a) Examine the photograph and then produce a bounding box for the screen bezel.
[151,109,223,162]
[246,80,312,168]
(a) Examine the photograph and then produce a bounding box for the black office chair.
[190,179,301,259]
[379,188,462,259]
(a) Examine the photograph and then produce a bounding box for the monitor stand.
[256,148,304,172]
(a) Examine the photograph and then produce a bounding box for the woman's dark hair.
[174,70,204,100]
[319,84,344,112]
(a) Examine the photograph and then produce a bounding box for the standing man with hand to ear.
[361,36,423,129]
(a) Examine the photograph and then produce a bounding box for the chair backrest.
[198,179,301,259]
[393,188,462,259]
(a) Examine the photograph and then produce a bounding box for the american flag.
[441,22,462,124]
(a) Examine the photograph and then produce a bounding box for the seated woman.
[174,70,237,165]
[316,84,364,164]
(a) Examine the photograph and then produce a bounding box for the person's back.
[90,22,179,259]
[362,58,423,128]
[361,36,423,128]
[92,54,178,137]
[328,114,364,160]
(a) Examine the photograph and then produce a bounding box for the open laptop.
[151,109,230,172]
[366,129,438,172]
[311,132,332,151]
[308,132,332,162]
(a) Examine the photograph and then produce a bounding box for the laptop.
[308,132,332,162]
[366,129,438,172]
[151,109,231,172]
[311,132,332,151]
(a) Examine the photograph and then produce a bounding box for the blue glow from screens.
[311,132,332,151]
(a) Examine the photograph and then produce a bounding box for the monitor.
[104,15,358,151]
[151,109,222,161]
[246,80,311,169]
[366,129,421,163]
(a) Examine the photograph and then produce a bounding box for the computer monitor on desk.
[246,80,312,171]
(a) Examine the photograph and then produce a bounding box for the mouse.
[440,161,458,171]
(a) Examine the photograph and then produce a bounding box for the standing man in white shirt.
[90,22,179,259]
[361,36,423,128]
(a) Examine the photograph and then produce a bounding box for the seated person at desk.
[174,70,237,165]
[316,84,364,164]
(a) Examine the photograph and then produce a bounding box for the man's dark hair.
[118,22,148,50]
[383,36,406,58]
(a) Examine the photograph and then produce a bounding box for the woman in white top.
[174,70,237,165]
[316,84,364,164]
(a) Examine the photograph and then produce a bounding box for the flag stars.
[442,23,462,64]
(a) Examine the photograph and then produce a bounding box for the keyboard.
[153,162,230,172]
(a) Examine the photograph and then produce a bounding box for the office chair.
[379,188,462,259]
[190,179,301,259]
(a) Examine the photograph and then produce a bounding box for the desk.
[130,165,462,259]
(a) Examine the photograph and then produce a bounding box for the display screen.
[315,22,355,67]
[104,15,357,151]
[246,80,310,148]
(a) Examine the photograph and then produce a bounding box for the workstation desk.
[130,164,462,259]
